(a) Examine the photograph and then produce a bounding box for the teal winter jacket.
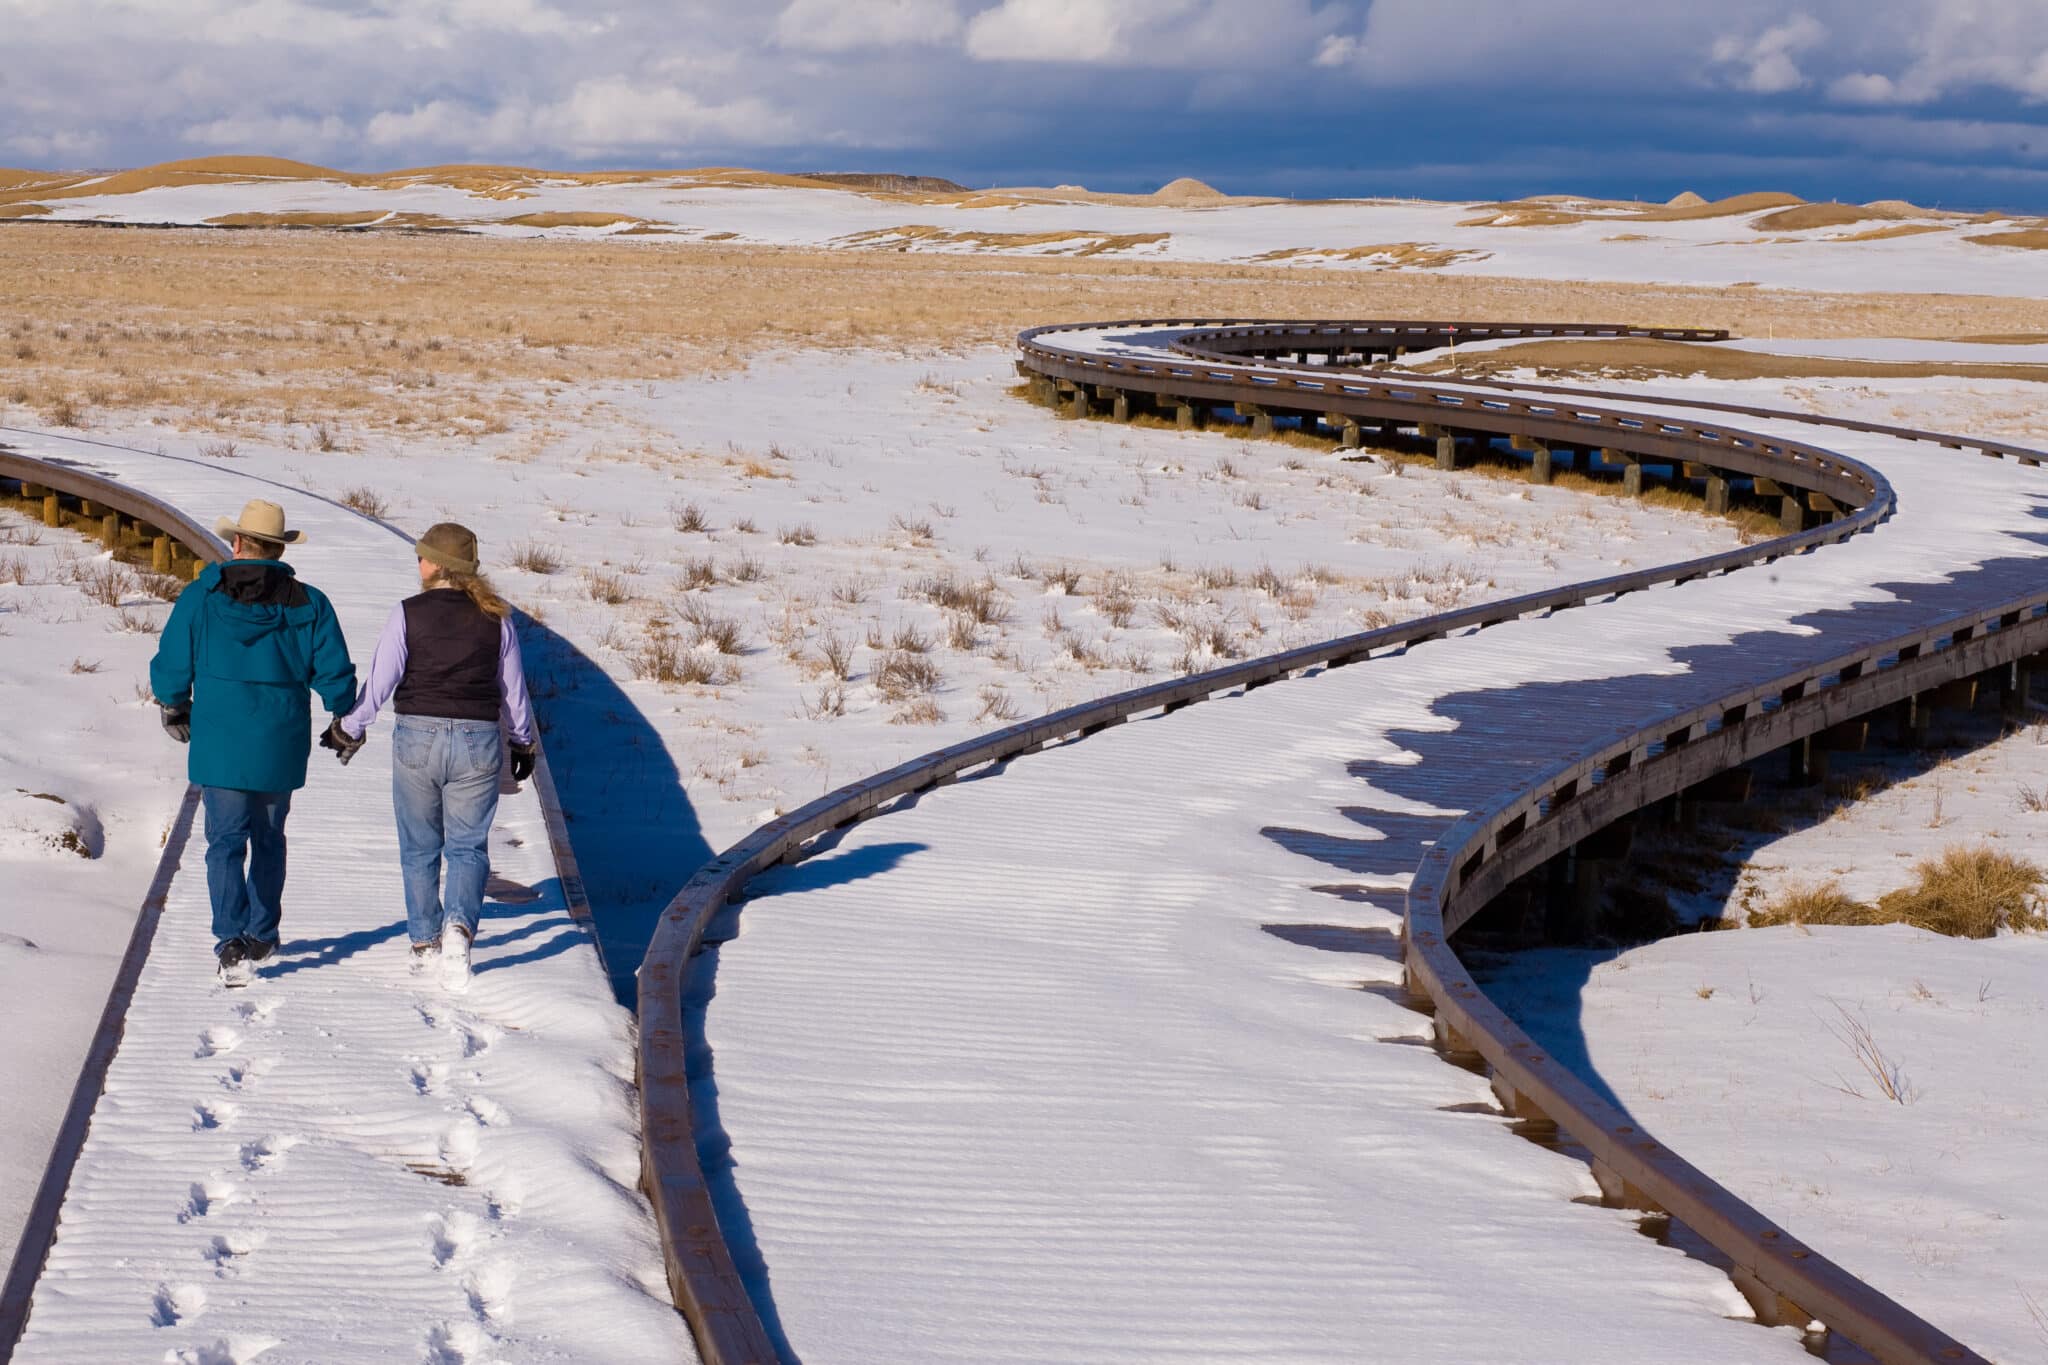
[149,560,358,792]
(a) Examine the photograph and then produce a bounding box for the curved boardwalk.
[695,330,2041,1361]
[2,437,695,1365]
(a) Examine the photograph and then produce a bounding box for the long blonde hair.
[426,567,510,621]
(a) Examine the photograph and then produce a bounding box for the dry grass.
[509,541,563,575]
[1749,845,2045,937]
[9,223,2048,442]
[1416,336,2048,385]
[874,650,942,701]
[339,485,389,518]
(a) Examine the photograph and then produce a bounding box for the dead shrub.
[727,551,766,583]
[811,632,854,680]
[778,523,818,546]
[510,541,563,574]
[585,571,630,605]
[680,599,745,654]
[340,485,389,518]
[890,623,933,654]
[80,562,131,607]
[974,685,1022,723]
[875,650,942,701]
[889,697,946,725]
[945,612,979,651]
[678,556,719,590]
[890,512,936,547]
[136,571,183,602]
[670,500,712,534]
[907,572,1010,624]
[830,574,871,605]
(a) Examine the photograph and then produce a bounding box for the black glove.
[319,718,366,766]
[160,705,191,744]
[509,742,537,783]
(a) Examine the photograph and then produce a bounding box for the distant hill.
[800,173,968,194]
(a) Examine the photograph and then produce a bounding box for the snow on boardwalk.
[7,437,694,1364]
[703,344,2046,1360]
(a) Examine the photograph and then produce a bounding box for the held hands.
[320,718,367,766]
[160,705,191,744]
[508,742,537,784]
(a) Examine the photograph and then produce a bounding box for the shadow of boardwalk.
[1262,531,2048,1121]
[517,611,713,1005]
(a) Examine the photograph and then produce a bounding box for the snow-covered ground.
[659,333,2045,1359]
[8,321,2048,1359]
[0,507,185,1270]
[2,351,1741,990]
[12,170,2048,296]
[0,450,696,1363]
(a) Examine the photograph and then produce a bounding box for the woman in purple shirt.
[325,523,535,991]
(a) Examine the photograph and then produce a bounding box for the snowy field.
[7,161,2048,296]
[5,180,2048,1358]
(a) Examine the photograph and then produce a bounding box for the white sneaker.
[440,923,473,993]
[221,957,254,990]
[409,939,440,975]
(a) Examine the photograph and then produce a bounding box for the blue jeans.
[202,787,293,953]
[392,716,503,945]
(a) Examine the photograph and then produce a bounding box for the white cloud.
[1712,15,1824,94]
[184,112,354,151]
[774,0,963,52]
[1828,72,1900,104]
[1314,34,1361,69]
[965,0,1155,63]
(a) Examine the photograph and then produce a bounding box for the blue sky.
[6,0,2048,211]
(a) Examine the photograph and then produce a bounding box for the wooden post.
[1175,401,1201,431]
[1058,382,1088,420]
[152,535,173,574]
[1103,388,1130,422]
[1705,473,1731,515]
[100,513,121,549]
[1602,448,1642,497]
[1234,402,1273,438]
[1779,495,1804,532]
[1509,433,1552,484]
[1421,424,1457,470]
[1325,413,1362,448]
[2006,660,2034,723]
[42,492,61,528]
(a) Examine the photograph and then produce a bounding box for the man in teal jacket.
[150,499,357,985]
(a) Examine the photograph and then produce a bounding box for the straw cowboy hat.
[215,498,308,546]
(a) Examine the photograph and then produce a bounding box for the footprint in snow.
[429,1210,486,1268]
[203,1229,265,1276]
[461,1258,515,1326]
[217,1057,275,1092]
[464,1095,508,1127]
[230,997,279,1025]
[191,1101,239,1132]
[180,1175,238,1223]
[438,1119,481,1175]
[164,1334,282,1365]
[194,1027,241,1059]
[423,1318,494,1365]
[237,1134,301,1172]
[150,1281,207,1327]
[410,1060,450,1097]
[452,1018,497,1059]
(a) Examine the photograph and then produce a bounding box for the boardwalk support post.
[1705,472,1731,515]
[1235,402,1273,438]
[1512,433,1552,484]
[1174,400,1202,431]
[1326,412,1362,449]
[1420,423,1457,470]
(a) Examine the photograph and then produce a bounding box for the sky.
[5,0,2048,211]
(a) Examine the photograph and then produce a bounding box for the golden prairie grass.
[9,222,2048,444]
[1749,845,2046,937]
[1415,336,2048,384]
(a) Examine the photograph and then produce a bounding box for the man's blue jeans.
[392,716,503,946]
[202,786,293,953]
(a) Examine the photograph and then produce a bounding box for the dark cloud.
[3,0,2046,210]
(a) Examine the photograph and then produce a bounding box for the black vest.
[395,590,501,722]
